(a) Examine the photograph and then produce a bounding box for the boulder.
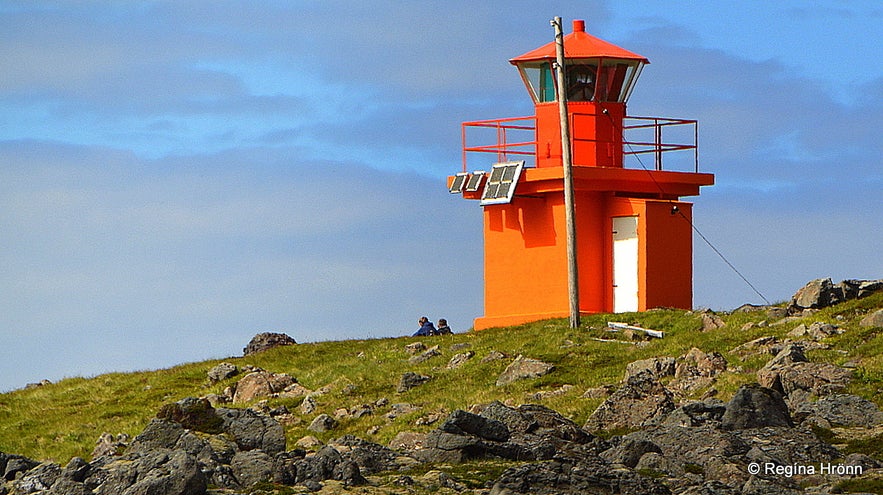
[625,357,675,380]
[307,414,338,433]
[600,438,662,468]
[446,351,475,369]
[860,308,883,328]
[662,399,727,427]
[489,455,671,495]
[92,433,131,459]
[128,418,186,452]
[215,407,286,455]
[699,310,726,331]
[792,393,883,427]
[516,404,594,444]
[675,347,727,378]
[757,360,852,398]
[788,277,883,313]
[242,332,296,356]
[404,342,426,354]
[439,410,510,442]
[479,401,539,434]
[156,397,224,433]
[397,372,430,393]
[232,371,297,404]
[408,345,441,364]
[496,355,555,386]
[789,277,841,312]
[93,449,206,495]
[584,371,676,432]
[230,450,275,488]
[787,322,841,340]
[720,384,793,430]
[206,362,238,384]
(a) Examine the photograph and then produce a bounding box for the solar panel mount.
[480,161,525,206]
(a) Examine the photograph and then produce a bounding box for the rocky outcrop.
[756,344,852,398]
[242,332,297,356]
[788,277,882,313]
[583,370,675,432]
[720,384,793,430]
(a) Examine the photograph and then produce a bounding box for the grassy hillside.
[1,292,882,466]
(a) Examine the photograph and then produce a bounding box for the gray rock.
[496,355,555,386]
[662,399,726,427]
[600,438,662,468]
[489,455,671,495]
[625,357,675,380]
[206,362,238,383]
[793,393,883,427]
[94,449,206,495]
[156,397,224,433]
[439,410,510,442]
[789,277,840,312]
[397,372,430,393]
[517,404,594,444]
[13,461,61,493]
[480,401,539,434]
[721,384,792,430]
[330,435,405,475]
[584,371,675,432]
[243,332,296,356]
[481,350,508,363]
[675,347,727,378]
[307,414,338,433]
[216,407,286,455]
[3,454,39,481]
[230,450,274,488]
[48,477,92,495]
[92,433,131,459]
[860,308,883,328]
[757,360,852,397]
[446,351,475,369]
[408,345,441,364]
[128,419,186,452]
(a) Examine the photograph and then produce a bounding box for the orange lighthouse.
[449,19,714,330]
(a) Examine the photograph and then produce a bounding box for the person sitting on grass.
[436,318,453,335]
[413,316,436,337]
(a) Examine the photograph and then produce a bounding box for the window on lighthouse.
[520,62,556,103]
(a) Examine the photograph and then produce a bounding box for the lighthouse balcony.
[460,114,700,173]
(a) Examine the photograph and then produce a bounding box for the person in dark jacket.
[413,316,436,337]
[436,318,453,335]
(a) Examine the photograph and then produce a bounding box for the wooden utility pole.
[552,16,580,328]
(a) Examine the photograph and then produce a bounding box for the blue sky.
[1,1,881,392]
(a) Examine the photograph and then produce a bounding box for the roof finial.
[573,19,585,33]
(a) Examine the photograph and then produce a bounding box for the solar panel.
[464,171,485,192]
[480,161,525,206]
[449,172,469,194]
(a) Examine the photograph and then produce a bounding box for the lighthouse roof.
[510,20,649,65]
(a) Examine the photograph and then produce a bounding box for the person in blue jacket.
[413,316,436,337]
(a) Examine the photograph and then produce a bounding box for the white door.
[613,216,639,313]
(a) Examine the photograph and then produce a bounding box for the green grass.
[1,292,881,466]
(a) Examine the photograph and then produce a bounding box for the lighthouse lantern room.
[450,19,714,330]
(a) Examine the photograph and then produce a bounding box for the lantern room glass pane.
[597,59,642,102]
[520,62,555,103]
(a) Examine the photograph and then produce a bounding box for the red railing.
[461,116,537,171]
[461,115,699,172]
